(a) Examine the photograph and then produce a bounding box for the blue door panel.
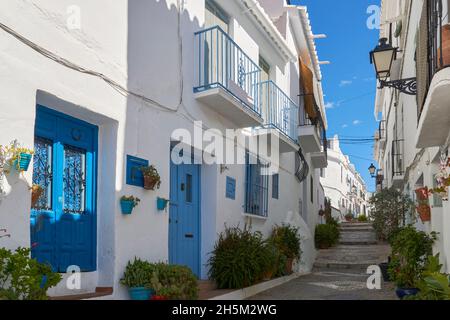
[169,159,200,277]
[31,106,97,272]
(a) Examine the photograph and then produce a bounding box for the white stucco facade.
[0,0,329,299]
[320,136,369,221]
[374,0,450,273]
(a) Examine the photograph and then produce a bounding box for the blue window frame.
[245,152,269,217]
[272,174,279,199]
[126,155,149,187]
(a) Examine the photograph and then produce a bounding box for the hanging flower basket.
[416,204,431,222]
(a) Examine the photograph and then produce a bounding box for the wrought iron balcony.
[194,26,263,128]
[259,80,298,144]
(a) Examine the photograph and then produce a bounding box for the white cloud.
[324,102,335,109]
[339,80,352,87]
[353,120,362,125]
[342,124,348,128]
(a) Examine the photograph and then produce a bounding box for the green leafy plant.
[269,224,301,260]
[150,263,198,300]
[358,215,368,222]
[388,226,437,288]
[120,195,140,207]
[369,188,415,241]
[208,226,272,289]
[0,247,61,300]
[315,223,340,249]
[120,257,154,288]
[140,165,161,190]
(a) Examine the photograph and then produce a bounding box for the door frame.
[168,145,202,277]
[33,105,98,272]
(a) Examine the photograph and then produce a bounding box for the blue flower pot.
[156,197,169,211]
[120,200,135,215]
[395,287,419,299]
[14,153,32,171]
[128,287,153,300]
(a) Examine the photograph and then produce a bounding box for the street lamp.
[370,38,417,95]
[368,163,377,178]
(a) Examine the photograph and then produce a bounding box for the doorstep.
[48,287,113,300]
[207,272,309,300]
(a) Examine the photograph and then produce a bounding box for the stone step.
[339,227,374,232]
[339,223,372,228]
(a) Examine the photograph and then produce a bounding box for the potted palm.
[140,165,161,190]
[120,196,140,215]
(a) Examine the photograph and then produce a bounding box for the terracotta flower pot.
[31,186,43,208]
[415,187,429,201]
[143,175,159,190]
[285,258,294,275]
[417,204,431,222]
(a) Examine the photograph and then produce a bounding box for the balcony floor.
[253,128,299,154]
[298,125,321,153]
[194,85,263,128]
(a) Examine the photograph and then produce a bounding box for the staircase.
[314,222,390,271]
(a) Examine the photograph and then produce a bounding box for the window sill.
[242,212,268,221]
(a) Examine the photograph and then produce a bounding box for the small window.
[186,174,193,203]
[245,152,269,217]
[272,174,279,199]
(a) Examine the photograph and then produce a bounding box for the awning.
[299,58,318,119]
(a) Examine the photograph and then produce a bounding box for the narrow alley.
[250,223,397,300]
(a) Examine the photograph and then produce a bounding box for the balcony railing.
[417,0,450,114]
[391,139,405,178]
[259,80,298,142]
[378,120,386,140]
[194,26,261,115]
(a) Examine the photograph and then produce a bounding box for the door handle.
[185,233,193,238]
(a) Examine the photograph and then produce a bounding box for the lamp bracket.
[378,77,417,95]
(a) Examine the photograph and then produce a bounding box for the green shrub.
[0,247,61,300]
[150,263,198,300]
[358,215,368,222]
[269,224,301,260]
[388,226,437,288]
[315,223,340,249]
[208,226,272,289]
[120,257,154,288]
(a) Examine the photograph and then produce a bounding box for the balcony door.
[259,56,271,125]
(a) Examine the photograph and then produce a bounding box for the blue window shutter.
[225,176,236,200]
[126,155,149,187]
[272,174,279,199]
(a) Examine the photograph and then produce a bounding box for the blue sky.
[293,0,380,191]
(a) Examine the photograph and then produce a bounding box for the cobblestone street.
[250,223,398,300]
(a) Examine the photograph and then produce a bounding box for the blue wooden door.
[31,106,97,272]
[169,160,201,277]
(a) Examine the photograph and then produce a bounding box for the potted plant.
[3,141,34,172]
[416,200,431,222]
[140,165,161,190]
[120,258,154,300]
[269,224,301,275]
[344,212,353,222]
[120,196,140,214]
[30,184,43,208]
[388,226,437,299]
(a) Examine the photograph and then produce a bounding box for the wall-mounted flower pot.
[417,204,431,222]
[143,175,159,190]
[156,197,169,211]
[128,287,153,300]
[415,187,429,201]
[14,153,32,171]
[120,200,135,215]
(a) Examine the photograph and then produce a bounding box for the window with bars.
[245,152,269,217]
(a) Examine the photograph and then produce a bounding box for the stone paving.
[249,222,398,300]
